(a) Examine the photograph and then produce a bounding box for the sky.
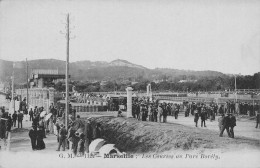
[0,0,260,75]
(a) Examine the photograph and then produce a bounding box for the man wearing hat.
[56,123,67,151]
[219,113,231,137]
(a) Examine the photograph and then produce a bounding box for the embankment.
[89,116,260,154]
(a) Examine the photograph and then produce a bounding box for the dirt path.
[166,114,260,140]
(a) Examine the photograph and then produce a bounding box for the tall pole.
[12,63,15,112]
[65,13,70,129]
[26,58,29,110]
[235,75,237,103]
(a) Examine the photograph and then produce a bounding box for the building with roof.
[29,69,65,88]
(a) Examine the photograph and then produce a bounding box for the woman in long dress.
[37,123,46,150]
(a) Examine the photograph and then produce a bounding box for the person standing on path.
[194,110,199,127]
[29,125,38,150]
[24,108,28,122]
[229,113,236,138]
[218,113,225,132]
[12,111,17,127]
[158,104,163,123]
[29,108,34,121]
[200,108,207,127]
[174,104,180,119]
[219,113,231,137]
[36,125,46,150]
[84,119,93,154]
[56,124,67,151]
[5,114,12,139]
[17,111,24,128]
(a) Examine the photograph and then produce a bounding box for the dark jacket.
[223,116,231,127]
[256,114,260,123]
[200,111,207,120]
[6,116,12,131]
[29,110,33,116]
[194,112,199,122]
[29,129,38,139]
[12,113,17,121]
[84,122,93,141]
[230,116,236,127]
[59,127,67,138]
[17,113,24,121]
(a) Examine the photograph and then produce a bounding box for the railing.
[236,89,260,92]
[155,96,260,104]
[72,105,108,112]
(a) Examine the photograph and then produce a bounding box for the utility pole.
[60,13,75,129]
[234,75,237,103]
[12,63,15,112]
[65,13,70,129]
[26,58,29,110]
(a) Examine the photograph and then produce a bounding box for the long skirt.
[37,138,45,150]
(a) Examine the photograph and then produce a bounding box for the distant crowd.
[117,98,260,139]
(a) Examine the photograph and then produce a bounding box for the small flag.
[13,62,24,69]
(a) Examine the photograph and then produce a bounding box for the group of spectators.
[0,106,26,149]
[119,98,260,139]
[28,103,103,157]
[53,114,103,157]
[131,101,181,123]
[28,103,74,151]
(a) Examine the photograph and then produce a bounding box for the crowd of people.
[28,104,103,156]
[1,96,260,153]
[119,98,260,138]
[55,115,103,156]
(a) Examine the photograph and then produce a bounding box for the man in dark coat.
[219,113,231,137]
[12,111,17,127]
[162,105,169,123]
[0,111,8,139]
[219,105,224,116]
[84,119,93,153]
[6,114,12,138]
[29,108,34,121]
[56,124,67,151]
[153,105,158,122]
[229,114,236,138]
[29,125,38,150]
[17,111,24,128]
[200,108,207,127]
[194,110,199,127]
[174,104,180,119]
[132,103,136,118]
[93,123,102,139]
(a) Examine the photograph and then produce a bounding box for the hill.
[0,58,226,84]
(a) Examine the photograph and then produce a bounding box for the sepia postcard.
[0,0,260,168]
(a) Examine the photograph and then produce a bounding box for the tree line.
[53,72,260,92]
